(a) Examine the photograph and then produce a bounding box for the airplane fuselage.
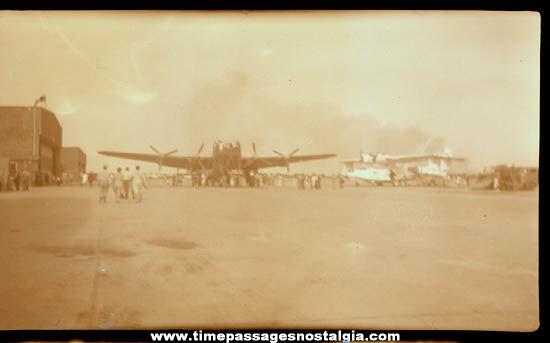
[209,141,244,172]
[342,156,458,185]
[342,162,391,183]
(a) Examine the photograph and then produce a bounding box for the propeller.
[193,143,206,171]
[420,136,433,154]
[149,145,178,172]
[245,142,263,172]
[273,140,313,173]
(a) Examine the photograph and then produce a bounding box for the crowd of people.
[297,174,322,190]
[186,171,346,190]
[96,165,146,204]
[0,163,149,203]
[1,162,347,194]
[0,168,93,192]
[190,171,272,188]
[0,168,32,192]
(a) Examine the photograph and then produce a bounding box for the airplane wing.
[384,154,466,163]
[243,154,337,170]
[98,151,212,170]
[99,151,336,171]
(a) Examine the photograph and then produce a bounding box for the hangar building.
[0,106,62,185]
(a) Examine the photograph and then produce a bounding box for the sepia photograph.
[0,10,540,334]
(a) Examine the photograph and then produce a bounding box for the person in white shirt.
[132,165,146,203]
[122,167,133,199]
[97,165,111,203]
[113,168,124,203]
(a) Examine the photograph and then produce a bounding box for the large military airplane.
[99,141,336,185]
[341,148,466,186]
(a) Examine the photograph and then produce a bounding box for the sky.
[0,10,540,173]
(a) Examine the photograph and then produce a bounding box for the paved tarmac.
[0,185,539,331]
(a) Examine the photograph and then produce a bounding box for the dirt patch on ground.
[145,238,198,250]
[31,244,136,258]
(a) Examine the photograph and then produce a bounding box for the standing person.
[97,165,111,203]
[13,171,20,191]
[200,172,206,187]
[21,168,31,191]
[338,175,345,188]
[81,172,88,187]
[389,169,396,185]
[132,165,146,203]
[113,167,124,203]
[7,174,15,191]
[122,167,132,199]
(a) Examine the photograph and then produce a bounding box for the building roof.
[0,105,61,130]
[61,146,86,155]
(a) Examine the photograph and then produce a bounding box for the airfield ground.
[0,185,539,331]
